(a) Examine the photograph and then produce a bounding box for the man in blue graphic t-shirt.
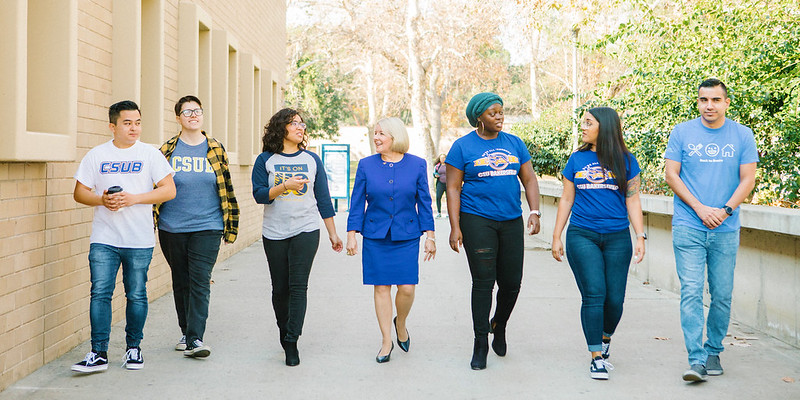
[664,79,759,382]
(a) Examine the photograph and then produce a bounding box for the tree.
[603,0,800,206]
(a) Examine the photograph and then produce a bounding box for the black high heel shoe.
[490,318,507,357]
[394,317,410,352]
[376,342,394,363]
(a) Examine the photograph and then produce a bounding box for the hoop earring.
[480,120,485,134]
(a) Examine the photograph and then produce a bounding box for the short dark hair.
[262,108,306,153]
[108,100,140,124]
[174,95,202,116]
[698,78,728,98]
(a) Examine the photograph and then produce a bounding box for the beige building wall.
[0,0,285,391]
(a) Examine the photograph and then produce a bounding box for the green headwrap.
[465,92,503,128]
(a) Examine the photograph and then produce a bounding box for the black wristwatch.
[723,205,734,216]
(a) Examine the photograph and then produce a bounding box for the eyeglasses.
[289,121,307,129]
[180,108,203,117]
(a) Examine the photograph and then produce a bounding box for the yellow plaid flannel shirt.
[153,131,240,243]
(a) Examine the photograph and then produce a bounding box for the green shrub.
[511,111,573,178]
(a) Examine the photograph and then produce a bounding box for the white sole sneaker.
[184,345,211,358]
[71,364,108,373]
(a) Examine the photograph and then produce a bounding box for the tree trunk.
[406,0,434,166]
[571,27,580,151]
[529,28,541,119]
[365,54,377,153]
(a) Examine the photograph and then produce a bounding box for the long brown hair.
[262,108,307,153]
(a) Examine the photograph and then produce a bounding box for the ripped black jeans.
[460,212,524,338]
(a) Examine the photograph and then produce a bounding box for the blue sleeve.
[627,153,641,180]
[664,125,683,162]
[445,139,464,170]
[251,152,274,204]
[346,159,367,232]
[311,152,335,219]
[740,127,760,164]
[562,153,576,182]
[514,134,531,165]
[415,158,435,231]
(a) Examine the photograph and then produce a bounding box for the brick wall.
[0,0,285,391]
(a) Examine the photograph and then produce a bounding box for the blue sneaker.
[590,356,614,380]
[706,355,723,376]
[682,364,708,382]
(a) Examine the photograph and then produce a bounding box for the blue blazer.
[347,153,435,240]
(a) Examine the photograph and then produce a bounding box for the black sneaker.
[590,356,613,380]
[184,339,211,358]
[71,350,108,373]
[706,355,723,376]
[123,347,144,370]
[601,341,611,359]
[682,364,708,382]
[175,335,187,351]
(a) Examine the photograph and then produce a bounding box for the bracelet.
[282,182,287,191]
[426,237,435,242]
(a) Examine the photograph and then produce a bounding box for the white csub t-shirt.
[74,140,174,248]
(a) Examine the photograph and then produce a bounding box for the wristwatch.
[723,205,733,216]
[529,210,541,217]
[636,232,647,240]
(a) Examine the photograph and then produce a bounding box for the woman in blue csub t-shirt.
[155,95,240,360]
[445,92,542,370]
[551,106,646,381]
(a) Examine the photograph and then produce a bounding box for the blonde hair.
[375,117,409,154]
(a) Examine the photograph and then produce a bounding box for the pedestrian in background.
[446,92,541,370]
[551,106,646,380]
[433,153,447,218]
[346,117,436,364]
[252,108,343,367]
[155,95,239,359]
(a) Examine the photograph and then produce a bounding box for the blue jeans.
[672,225,739,366]
[88,243,153,352]
[565,225,632,352]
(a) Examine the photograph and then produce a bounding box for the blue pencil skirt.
[362,236,420,285]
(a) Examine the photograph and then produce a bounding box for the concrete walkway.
[2,214,799,399]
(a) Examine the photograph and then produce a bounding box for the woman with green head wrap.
[444,92,542,370]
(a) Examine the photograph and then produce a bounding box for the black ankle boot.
[279,329,288,350]
[284,341,300,366]
[490,318,507,356]
[470,337,489,370]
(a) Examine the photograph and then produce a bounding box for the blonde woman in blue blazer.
[346,117,436,363]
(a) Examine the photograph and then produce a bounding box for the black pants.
[460,213,524,338]
[435,181,446,214]
[159,229,223,344]
[262,230,320,342]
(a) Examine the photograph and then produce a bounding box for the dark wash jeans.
[460,213,524,338]
[159,229,223,344]
[262,230,320,342]
[565,224,632,352]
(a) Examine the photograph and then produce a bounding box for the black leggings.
[460,213,524,338]
[262,230,320,342]
[435,181,446,214]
